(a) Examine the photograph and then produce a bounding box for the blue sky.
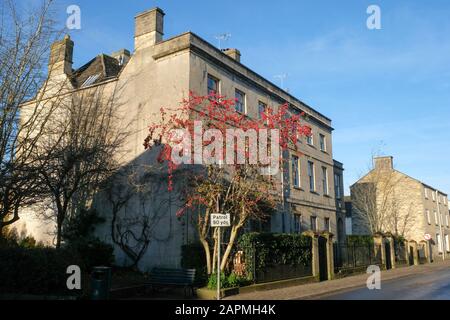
[40,0,450,195]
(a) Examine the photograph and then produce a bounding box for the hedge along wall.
[346,235,374,245]
[0,247,86,296]
[237,233,312,283]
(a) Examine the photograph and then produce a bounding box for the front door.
[409,246,414,265]
[385,241,392,270]
[318,236,328,281]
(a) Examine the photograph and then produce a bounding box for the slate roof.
[71,54,123,89]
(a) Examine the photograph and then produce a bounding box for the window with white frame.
[322,166,329,195]
[207,74,219,96]
[258,101,267,120]
[235,89,246,113]
[292,155,300,188]
[319,134,326,152]
[446,214,449,228]
[446,234,450,252]
[306,131,314,145]
[425,188,429,199]
[308,161,315,192]
[334,173,342,199]
[324,217,330,232]
[432,192,436,202]
[310,216,317,232]
[294,215,302,233]
[436,233,443,253]
[434,211,439,226]
[426,210,431,225]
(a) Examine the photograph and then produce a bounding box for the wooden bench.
[147,267,196,297]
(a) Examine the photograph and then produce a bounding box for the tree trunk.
[220,224,240,272]
[200,238,212,275]
[0,225,4,243]
[56,221,62,249]
[212,228,218,273]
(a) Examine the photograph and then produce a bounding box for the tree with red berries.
[144,92,311,274]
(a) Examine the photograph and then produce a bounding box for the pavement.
[225,259,450,300]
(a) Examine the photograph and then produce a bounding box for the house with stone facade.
[350,156,450,262]
[16,7,346,270]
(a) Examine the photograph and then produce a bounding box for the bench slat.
[148,268,196,286]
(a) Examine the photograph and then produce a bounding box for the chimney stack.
[222,48,241,62]
[112,49,131,66]
[373,156,394,171]
[48,35,73,75]
[134,7,165,50]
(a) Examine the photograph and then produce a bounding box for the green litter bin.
[90,266,112,300]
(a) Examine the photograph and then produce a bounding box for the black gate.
[408,246,414,265]
[394,240,407,267]
[318,236,328,281]
[385,240,392,270]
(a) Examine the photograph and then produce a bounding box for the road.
[320,267,450,300]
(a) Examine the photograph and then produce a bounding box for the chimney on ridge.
[222,48,241,62]
[373,156,394,171]
[112,49,131,66]
[48,35,73,76]
[134,7,165,50]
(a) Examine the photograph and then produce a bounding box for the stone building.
[17,7,345,270]
[350,156,450,261]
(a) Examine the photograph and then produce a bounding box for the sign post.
[211,213,231,300]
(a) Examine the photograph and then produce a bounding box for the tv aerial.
[215,33,232,50]
[274,73,289,91]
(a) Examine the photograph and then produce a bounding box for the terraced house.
[350,156,450,262]
[17,7,345,269]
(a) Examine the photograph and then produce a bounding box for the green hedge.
[238,233,312,281]
[346,235,374,245]
[0,247,83,295]
[0,241,114,296]
[66,239,115,272]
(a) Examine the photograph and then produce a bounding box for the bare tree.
[35,85,126,248]
[0,0,62,238]
[106,163,183,269]
[351,166,416,237]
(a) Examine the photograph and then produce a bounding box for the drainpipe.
[436,190,445,261]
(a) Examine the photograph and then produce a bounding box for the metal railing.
[334,243,382,272]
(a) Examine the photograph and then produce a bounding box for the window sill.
[324,194,332,198]
[310,191,320,195]
[293,186,304,191]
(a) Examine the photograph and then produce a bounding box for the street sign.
[211,213,231,227]
[210,213,230,301]
[424,234,432,241]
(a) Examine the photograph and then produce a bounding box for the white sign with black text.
[211,213,231,227]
